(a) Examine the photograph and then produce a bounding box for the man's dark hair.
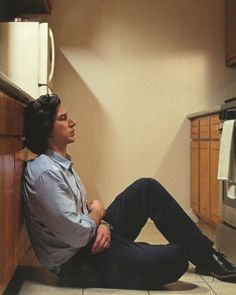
[24,94,61,154]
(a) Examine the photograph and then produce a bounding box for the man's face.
[50,105,77,146]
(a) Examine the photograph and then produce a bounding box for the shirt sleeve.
[29,169,96,248]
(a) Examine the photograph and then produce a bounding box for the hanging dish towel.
[217,120,236,199]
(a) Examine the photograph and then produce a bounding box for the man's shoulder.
[24,154,60,183]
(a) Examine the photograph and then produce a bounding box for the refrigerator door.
[0,22,55,99]
[0,22,39,98]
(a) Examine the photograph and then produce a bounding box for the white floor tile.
[200,275,219,282]
[180,264,204,282]
[16,221,219,295]
[149,281,215,294]
[207,281,236,295]
[83,288,148,295]
[136,221,167,244]
[180,271,203,282]
[18,281,83,295]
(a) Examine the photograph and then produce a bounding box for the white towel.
[217,120,236,199]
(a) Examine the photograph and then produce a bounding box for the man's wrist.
[100,220,113,230]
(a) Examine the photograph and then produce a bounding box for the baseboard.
[186,208,199,223]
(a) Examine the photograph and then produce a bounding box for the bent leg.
[105,178,214,265]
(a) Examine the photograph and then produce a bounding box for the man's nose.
[69,118,76,127]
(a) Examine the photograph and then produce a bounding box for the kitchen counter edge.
[187,105,221,120]
[0,72,33,104]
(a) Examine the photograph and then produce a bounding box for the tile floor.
[4,221,236,295]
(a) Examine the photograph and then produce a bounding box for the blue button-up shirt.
[22,149,96,273]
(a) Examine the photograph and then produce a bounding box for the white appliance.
[0,22,55,99]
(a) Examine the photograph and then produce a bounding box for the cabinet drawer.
[191,119,199,139]
[210,115,220,139]
[199,117,210,139]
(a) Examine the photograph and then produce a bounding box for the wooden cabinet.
[199,140,210,219]
[0,138,16,294]
[210,140,220,223]
[190,113,221,225]
[19,0,52,14]
[190,140,200,213]
[1,0,52,21]
[225,0,236,66]
[0,91,26,295]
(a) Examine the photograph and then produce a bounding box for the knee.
[134,178,164,201]
[142,244,189,288]
[134,177,161,188]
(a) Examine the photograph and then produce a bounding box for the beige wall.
[45,0,236,210]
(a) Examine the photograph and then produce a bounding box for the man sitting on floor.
[22,94,236,289]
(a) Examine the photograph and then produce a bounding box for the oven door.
[222,121,236,227]
[222,182,236,228]
[216,108,236,263]
[216,182,236,264]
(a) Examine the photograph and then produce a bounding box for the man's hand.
[92,224,111,254]
[88,200,106,226]
[88,200,105,216]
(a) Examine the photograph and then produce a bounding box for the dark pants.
[59,178,214,289]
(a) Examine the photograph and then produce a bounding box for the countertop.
[187,105,221,119]
[0,71,33,104]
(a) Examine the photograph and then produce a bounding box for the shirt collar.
[45,149,72,170]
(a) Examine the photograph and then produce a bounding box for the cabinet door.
[190,141,200,214]
[0,138,16,294]
[210,141,221,224]
[210,115,219,140]
[199,117,210,139]
[200,141,210,220]
[191,119,199,140]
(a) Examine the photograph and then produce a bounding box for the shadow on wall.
[46,0,236,206]
[50,0,236,108]
[154,118,190,207]
[54,48,112,200]
[53,0,104,50]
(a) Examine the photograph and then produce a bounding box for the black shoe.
[195,252,236,283]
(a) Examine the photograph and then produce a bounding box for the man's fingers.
[92,234,103,252]
[92,233,110,253]
[103,240,110,249]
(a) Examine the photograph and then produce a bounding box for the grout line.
[201,276,218,295]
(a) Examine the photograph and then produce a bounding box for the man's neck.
[48,145,67,157]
